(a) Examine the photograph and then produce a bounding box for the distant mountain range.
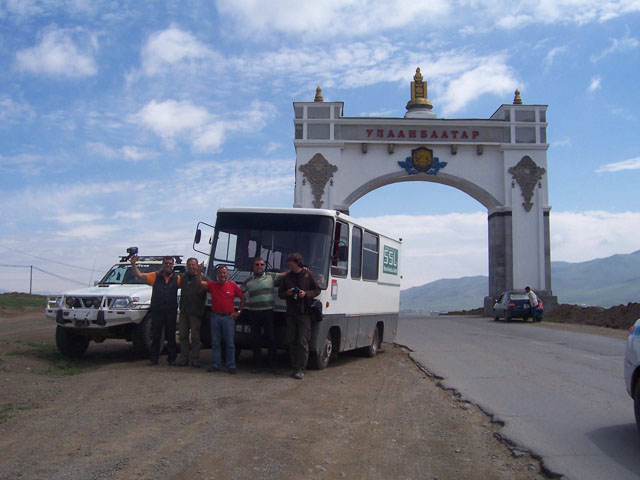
[400,250,640,312]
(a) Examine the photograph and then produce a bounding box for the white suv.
[45,256,185,358]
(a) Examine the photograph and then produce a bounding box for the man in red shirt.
[201,265,245,373]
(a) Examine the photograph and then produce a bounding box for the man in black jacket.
[131,255,180,366]
[278,253,320,379]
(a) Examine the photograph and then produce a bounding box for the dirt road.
[0,308,545,480]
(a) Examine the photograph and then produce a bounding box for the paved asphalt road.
[396,315,640,480]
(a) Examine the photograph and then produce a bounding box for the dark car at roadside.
[493,291,540,322]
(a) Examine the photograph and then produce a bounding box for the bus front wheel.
[310,331,333,370]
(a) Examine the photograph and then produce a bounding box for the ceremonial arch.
[293,69,557,313]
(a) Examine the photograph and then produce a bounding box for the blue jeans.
[210,313,236,369]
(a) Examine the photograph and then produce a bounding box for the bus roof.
[216,207,402,243]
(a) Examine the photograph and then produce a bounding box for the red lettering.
[397,130,405,138]
[367,129,373,138]
[409,130,416,138]
[430,130,438,139]
[377,129,384,138]
[451,130,458,139]
[440,131,448,139]
[388,130,395,138]
[420,130,427,138]
[472,130,479,139]
[461,131,468,139]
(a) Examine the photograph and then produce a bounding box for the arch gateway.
[292,69,557,314]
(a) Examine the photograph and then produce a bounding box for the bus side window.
[351,226,362,279]
[331,221,349,277]
[362,231,379,281]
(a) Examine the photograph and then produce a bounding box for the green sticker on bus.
[383,246,398,275]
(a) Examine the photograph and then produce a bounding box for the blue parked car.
[493,291,542,322]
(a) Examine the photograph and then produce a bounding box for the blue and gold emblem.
[398,147,447,175]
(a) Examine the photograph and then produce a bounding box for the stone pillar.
[484,211,513,316]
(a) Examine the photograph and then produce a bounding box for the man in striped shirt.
[241,257,287,374]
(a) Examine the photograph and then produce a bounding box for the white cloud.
[133,99,209,148]
[216,0,640,38]
[596,157,640,173]
[437,54,518,114]
[132,99,277,153]
[550,211,640,263]
[87,142,155,162]
[121,146,153,162]
[0,96,35,122]
[53,213,103,224]
[216,0,451,38]
[587,75,601,93]
[590,29,639,62]
[141,26,213,76]
[14,28,97,78]
[0,153,51,175]
[551,136,572,148]
[543,45,567,71]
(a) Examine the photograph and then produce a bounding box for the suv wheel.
[55,326,89,358]
[132,314,164,358]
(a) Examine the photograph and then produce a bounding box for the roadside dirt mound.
[547,302,640,331]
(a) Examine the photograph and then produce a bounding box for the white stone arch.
[342,171,501,212]
[292,76,556,313]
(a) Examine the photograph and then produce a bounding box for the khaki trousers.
[178,312,202,363]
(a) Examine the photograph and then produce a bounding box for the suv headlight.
[111,298,132,309]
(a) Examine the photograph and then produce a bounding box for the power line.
[0,245,95,271]
[0,264,86,286]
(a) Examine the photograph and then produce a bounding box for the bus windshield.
[211,212,333,288]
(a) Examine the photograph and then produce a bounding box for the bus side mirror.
[194,229,202,245]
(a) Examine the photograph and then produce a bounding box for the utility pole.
[29,265,33,295]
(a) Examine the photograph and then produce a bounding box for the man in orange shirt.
[131,255,181,366]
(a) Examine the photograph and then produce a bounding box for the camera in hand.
[125,246,138,261]
[291,286,301,300]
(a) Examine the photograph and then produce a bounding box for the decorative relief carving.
[508,156,546,212]
[299,153,338,208]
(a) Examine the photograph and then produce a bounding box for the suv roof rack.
[118,255,183,264]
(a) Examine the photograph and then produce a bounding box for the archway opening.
[348,181,489,312]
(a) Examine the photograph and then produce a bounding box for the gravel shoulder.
[0,308,546,480]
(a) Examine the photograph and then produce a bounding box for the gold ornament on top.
[406,67,433,111]
[513,89,522,105]
[314,86,323,102]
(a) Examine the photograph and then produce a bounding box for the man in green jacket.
[177,257,209,367]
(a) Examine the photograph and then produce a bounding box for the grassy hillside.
[0,293,48,308]
[401,250,640,312]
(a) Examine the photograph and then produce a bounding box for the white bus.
[193,207,401,369]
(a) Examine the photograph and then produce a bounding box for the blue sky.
[1,0,640,294]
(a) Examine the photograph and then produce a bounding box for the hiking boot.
[191,360,200,368]
[293,370,304,380]
[147,359,158,366]
[227,368,237,374]
[207,366,220,373]
[167,359,177,366]
[176,358,189,367]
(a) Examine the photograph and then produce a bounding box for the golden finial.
[314,86,323,102]
[414,67,423,83]
[513,89,522,105]
[406,67,433,112]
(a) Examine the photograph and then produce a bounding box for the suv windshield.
[99,264,164,285]
[211,212,333,288]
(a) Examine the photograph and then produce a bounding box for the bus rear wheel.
[364,328,379,358]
